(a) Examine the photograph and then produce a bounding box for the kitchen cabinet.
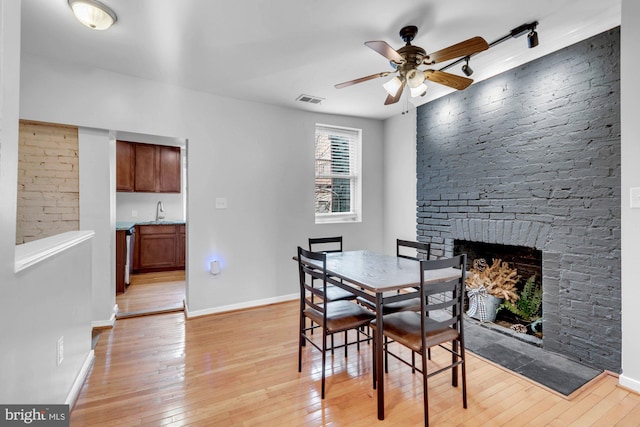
[134,224,185,272]
[115,229,127,293]
[133,143,157,192]
[116,140,135,192]
[158,145,181,193]
[116,141,181,193]
[177,224,186,268]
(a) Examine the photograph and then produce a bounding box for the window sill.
[315,213,361,225]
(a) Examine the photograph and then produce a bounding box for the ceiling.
[20,0,621,120]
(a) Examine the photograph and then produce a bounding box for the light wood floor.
[116,270,185,316]
[73,301,640,426]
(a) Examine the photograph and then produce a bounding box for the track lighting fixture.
[508,21,539,49]
[439,20,541,77]
[461,57,473,76]
[527,28,539,48]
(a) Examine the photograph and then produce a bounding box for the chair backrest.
[397,239,431,260]
[297,247,329,316]
[309,236,343,253]
[419,254,467,335]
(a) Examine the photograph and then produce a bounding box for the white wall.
[382,109,417,255]
[116,191,184,223]
[620,0,640,393]
[1,0,94,404]
[19,53,385,318]
[79,127,117,326]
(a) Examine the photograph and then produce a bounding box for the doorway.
[114,131,188,318]
[116,270,185,318]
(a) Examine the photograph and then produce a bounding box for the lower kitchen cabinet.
[177,224,186,268]
[134,224,185,273]
[116,229,127,293]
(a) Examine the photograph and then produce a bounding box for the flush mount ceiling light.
[68,0,117,30]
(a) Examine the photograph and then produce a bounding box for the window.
[315,124,361,223]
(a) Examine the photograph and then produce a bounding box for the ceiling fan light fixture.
[383,76,403,96]
[406,68,425,88]
[410,83,427,98]
[68,0,117,30]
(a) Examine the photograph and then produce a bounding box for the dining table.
[301,249,462,420]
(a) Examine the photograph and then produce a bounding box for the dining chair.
[370,254,467,426]
[308,236,355,301]
[297,246,375,399]
[358,239,431,314]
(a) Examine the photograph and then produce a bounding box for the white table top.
[320,250,461,293]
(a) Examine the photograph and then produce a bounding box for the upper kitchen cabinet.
[158,145,181,193]
[116,140,135,192]
[117,141,181,193]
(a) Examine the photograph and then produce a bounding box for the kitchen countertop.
[116,220,186,231]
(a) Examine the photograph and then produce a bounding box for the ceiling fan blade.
[365,40,405,64]
[425,36,489,64]
[384,79,406,105]
[335,72,392,89]
[425,70,473,90]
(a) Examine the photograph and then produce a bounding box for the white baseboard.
[185,293,297,318]
[619,373,640,393]
[91,304,118,328]
[66,350,95,408]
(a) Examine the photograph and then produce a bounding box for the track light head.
[461,57,473,76]
[527,30,539,48]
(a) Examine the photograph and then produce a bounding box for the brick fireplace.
[415,28,621,372]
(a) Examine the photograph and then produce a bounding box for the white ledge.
[15,230,95,273]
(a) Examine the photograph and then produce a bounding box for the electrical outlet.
[215,198,227,209]
[57,336,64,366]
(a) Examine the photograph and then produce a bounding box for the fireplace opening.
[454,240,543,339]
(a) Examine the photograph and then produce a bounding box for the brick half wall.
[16,121,79,244]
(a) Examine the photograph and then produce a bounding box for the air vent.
[296,94,324,104]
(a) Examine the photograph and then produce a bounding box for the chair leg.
[423,345,430,427]
[412,351,416,374]
[345,331,349,358]
[452,340,459,387]
[322,332,327,399]
[461,342,467,409]
[298,314,305,372]
[372,336,377,390]
[331,334,335,355]
[384,336,389,374]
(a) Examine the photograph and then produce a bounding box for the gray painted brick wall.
[416,28,621,372]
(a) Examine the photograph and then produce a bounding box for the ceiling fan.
[335,26,489,105]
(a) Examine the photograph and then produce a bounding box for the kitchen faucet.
[156,201,165,222]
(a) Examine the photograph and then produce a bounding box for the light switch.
[632,188,640,209]
[215,197,227,209]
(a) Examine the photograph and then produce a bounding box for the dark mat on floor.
[463,318,602,396]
